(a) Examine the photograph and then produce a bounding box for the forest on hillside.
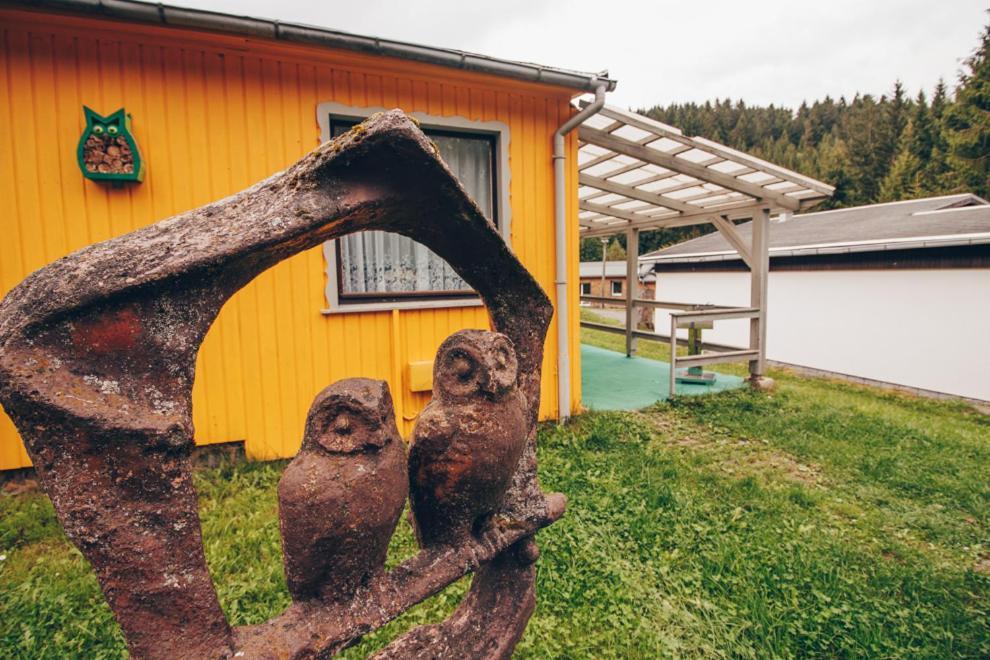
[581,18,990,261]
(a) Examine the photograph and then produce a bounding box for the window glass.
[331,119,497,301]
[611,280,623,296]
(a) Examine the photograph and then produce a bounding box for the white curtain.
[338,132,494,295]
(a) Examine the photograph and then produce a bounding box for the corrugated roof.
[577,105,833,237]
[641,194,990,265]
[8,0,616,93]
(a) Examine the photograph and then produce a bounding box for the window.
[611,280,623,296]
[320,105,509,312]
[580,282,591,296]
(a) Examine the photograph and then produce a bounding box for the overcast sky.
[170,0,987,110]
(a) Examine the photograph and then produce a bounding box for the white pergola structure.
[576,104,833,393]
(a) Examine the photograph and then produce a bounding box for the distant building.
[641,194,990,401]
[579,261,656,300]
[579,261,656,327]
[579,261,629,299]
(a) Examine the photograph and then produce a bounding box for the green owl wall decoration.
[77,106,144,183]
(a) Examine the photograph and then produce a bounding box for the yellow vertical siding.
[0,8,583,470]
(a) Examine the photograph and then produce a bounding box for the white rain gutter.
[553,82,607,421]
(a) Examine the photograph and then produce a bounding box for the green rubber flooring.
[580,344,746,411]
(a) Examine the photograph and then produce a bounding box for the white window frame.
[611,280,623,296]
[580,281,591,296]
[317,102,511,314]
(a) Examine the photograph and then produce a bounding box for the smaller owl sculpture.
[76,106,144,182]
[408,329,529,548]
[278,378,408,602]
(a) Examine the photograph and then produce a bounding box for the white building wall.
[653,268,990,401]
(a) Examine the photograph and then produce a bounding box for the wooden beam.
[579,157,647,182]
[625,227,639,357]
[579,200,677,225]
[579,173,696,213]
[579,126,802,211]
[669,314,678,396]
[580,295,733,311]
[749,208,770,378]
[673,307,760,326]
[580,201,768,237]
[579,320,744,353]
[711,215,753,269]
[581,190,613,203]
[578,150,617,172]
[676,349,760,368]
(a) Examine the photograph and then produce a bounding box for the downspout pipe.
[553,83,607,421]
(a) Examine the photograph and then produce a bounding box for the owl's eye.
[107,125,119,135]
[92,125,105,134]
[333,414,352,435]
[451,354,475,381]
[316,409,381,454]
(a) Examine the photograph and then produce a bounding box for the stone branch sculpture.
[0,110,557,658]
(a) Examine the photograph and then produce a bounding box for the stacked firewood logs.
[83,135,135,174]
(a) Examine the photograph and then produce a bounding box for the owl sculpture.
[408,329,529,548]
[278,378,408,602]
[76,106,144,182]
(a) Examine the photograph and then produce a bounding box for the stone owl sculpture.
[76,106,144,182]
[408,329,529,548]
[278,378,408,602]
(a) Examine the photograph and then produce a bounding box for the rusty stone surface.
[409,329,529,548]
[279,378,407,603]
[0,109,559,658]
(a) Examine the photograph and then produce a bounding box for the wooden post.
[669,313,678,397]
[687,325,702,376]
[625,227,639,357]
[749,207,770,379]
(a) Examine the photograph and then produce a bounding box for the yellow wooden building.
[0,0,617,470]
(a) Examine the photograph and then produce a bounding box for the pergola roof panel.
[577,104,833,236]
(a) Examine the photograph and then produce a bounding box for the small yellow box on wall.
[407,361,434,392]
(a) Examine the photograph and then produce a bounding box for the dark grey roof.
[11,0,616,93]
[641,194,990,265]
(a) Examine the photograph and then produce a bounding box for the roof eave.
[643,235,990,266]
[8,0,618,93]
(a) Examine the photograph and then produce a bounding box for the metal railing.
[580,294,760,397]
[667,308,759,395]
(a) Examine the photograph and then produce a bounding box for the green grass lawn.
[2,342,989,657]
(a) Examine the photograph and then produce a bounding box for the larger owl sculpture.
[278,378,408,602]
[408,329,530,548]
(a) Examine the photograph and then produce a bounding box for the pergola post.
[749,207,770,381]
[624,227,639,357]
[599,237,609,309]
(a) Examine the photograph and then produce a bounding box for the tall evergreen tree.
[839,94,891,203]
[908,91,934,161]
[944,20,990,198]
[605,239,627,261]
[878,147,921,201]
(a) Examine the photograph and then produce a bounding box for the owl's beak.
[481,365,510,396]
